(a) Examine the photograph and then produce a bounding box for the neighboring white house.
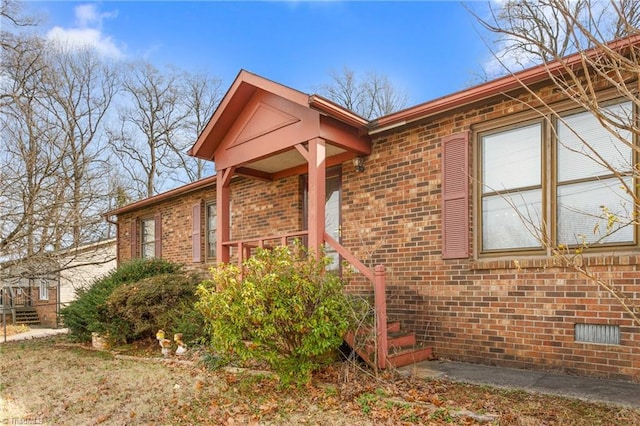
[1,239,116,326]
[58,239,116,306]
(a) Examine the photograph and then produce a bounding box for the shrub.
[196,244,355,386]
[105,272,205,343]
[61,258,183,342]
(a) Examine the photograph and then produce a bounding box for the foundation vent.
[574,323,620,345]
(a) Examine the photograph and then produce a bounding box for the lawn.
[1,337,638,425]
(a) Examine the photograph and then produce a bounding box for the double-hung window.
[39,279,49,301]
[141,218,156,258]
[480,121,544,251]
[556,102,634,246]
[206,202,217,259]
[479,99,635,254]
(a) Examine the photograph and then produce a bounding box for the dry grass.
[1,324,30,337]
[1,337,639,425]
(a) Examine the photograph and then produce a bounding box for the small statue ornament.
[174,333,187,356]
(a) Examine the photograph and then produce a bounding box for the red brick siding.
[338,86,639,382]
[117,184,216,275]
[33,286,58,327]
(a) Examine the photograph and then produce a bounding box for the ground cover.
[1,324,30,337]
[1,337,638,425]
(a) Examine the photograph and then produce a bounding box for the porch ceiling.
[245,144,346,174]
[188,70,371,178]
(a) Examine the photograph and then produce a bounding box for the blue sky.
[30,1,498,107]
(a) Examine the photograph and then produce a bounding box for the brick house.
[107,38,639,382]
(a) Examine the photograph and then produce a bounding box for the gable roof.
[187,70,371,181]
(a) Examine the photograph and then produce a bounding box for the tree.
[180,71,223,181]
[318,66,408,120]
[470,0,640,326]
[1,20,116,285]
[108,63,222,197]
[39,46,119,246]
[472,0,640,73]
[0,0,38,51]
[108,62,185,198]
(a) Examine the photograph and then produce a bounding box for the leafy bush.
[61,258,183,341]
[105,272,205,343]
[196,244,355,385]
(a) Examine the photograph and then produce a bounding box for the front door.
[303,166,342,271]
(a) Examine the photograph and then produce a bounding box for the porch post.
[217,167,234,264]
[307,137,326,258]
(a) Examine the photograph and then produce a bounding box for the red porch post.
[217,167,234,264]
[375,265,388,370]
[307,137,326,258]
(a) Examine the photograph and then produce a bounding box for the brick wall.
[117,176,304,275]
[338,85,639,382]
[116,82,639,382]
[33,286,58,327]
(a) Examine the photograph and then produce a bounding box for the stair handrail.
[323,232,388,369]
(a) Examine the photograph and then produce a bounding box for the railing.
[220,230,388,370]
[222,230,309,269]
[324,232,388,369]
[1,286,32,309]
[1,286,34,325]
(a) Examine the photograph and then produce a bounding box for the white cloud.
[482,45,539,79]
[480,0,618,79]
[46,27,123,59]
[75,4,100,27]
[46,4,124,59]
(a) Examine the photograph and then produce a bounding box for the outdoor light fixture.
[353,156,365,173]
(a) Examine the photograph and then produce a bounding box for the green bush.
[105,272,205,343]
[196,244,355,386]
[61,258,183,342]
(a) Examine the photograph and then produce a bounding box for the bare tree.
[108,62,190,198]
[470,0,640,326]
[108,63,223,197]
[39,46,119,246]
[180,71,223,181]
[318,66,408,120]
[1,30,117,290]
[1,33,62,260]
[0,0,39,51]
[471,0,640,72]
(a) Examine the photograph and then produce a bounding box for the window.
[206,202,217,259]
[480,122,543,251]
[141,218,156,258]
[39,279,49,301]
[556,102,634,246]
[478,100,635,254]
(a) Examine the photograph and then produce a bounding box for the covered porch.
[189,70,431,369]
[189,70,371,264]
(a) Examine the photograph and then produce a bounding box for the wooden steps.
[13,307,40,325]
[344,321,433,369]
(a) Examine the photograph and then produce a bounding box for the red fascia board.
[189,70,310,160]
[308,94,369,129]
[105,175,217,217]
[371,35,640,133]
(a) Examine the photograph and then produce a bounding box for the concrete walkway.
[0,327,68,343]
[401,360,640,409]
